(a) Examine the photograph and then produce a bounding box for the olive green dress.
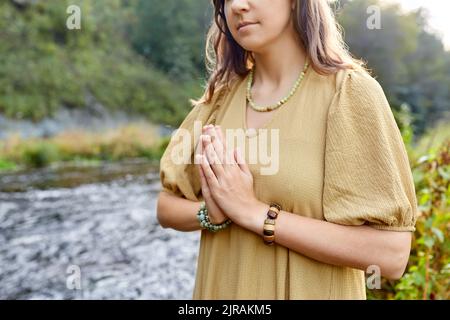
[159,66,418,299]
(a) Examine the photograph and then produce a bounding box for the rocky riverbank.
[0,163,199,299]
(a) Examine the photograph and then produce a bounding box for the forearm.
[156,190,202,232]
[242,201,411,279]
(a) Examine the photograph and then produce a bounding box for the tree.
[131,0,212,82]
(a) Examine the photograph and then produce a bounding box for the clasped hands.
[194,124,263,227]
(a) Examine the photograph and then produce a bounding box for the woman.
[157,0,418,299]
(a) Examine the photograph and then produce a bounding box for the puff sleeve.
[159,83,233,201]
[323,69,418,232]
[159,102,203,201]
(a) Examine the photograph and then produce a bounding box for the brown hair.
[191,0,366,106]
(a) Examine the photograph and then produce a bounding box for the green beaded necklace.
[246,60,309,112]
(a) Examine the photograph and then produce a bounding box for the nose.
[229,0,250,13]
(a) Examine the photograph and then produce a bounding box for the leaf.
[417,155,430,164]
[431,228,444,243]
[424,235,435,248]
[413,272,425,286]
[437,167,450,180]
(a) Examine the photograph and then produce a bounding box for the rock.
[0,167,200,299]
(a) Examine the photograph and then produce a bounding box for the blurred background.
[0,0,448,299]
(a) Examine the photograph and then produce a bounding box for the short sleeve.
[159,101,203,201]
[159,82,236,201]
[323,69,418,232]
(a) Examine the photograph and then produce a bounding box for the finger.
[200,154,219,188]
[215,125,235,166]
[215,125,225,143]
[195,153,204,170]
[198,161,212,198]
[196,154,205,179]
[203,124,214,135]
[203,136,225,178]
[234,147,251,175]
[194,133,205,163]
[216,127,235,166]
[225,146,236,166]
[202,135,218,164]
[198,124,213,157]
[206,126,225,165]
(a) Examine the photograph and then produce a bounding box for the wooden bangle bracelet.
[263,203,281,245]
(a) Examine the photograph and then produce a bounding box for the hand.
[198,125,262,227]
[195,125,229,225]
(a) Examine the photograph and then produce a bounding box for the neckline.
[241,63,310,138]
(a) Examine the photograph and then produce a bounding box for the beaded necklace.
[246,60,309,112]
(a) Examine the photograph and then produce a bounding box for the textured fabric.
[159,66,418,299]
[158,82,229,200]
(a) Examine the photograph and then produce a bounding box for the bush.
[395,140,450,300]
[0,124,164,171]
[0,0,198,127]
[22,143,60,168]
[367,138,450,300]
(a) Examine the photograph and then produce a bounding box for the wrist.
[197,201,232,232]
[239,200,270,235]
[209,215,229,225]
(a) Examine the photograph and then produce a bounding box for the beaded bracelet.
[263,203,281,245]
[196,201,232,232]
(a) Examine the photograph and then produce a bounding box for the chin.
[237,40,268,53]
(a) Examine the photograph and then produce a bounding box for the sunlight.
[386,0,450,49]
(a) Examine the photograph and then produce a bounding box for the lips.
[237,22,257,31]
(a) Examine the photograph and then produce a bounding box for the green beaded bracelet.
[196,201,232,232]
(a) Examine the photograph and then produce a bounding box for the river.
[0,160,200,299]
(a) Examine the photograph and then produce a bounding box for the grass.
[412,120,450,159]
[0,158,17,171]
[0,123,170,172]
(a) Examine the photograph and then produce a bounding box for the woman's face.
[224,0,295,53]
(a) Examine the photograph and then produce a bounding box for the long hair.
[192,0,366,106]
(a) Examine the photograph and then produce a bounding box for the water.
[0,161,200,299]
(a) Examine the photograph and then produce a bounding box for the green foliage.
[0,0,198,126]
[394,140,450,300]
[22,143,60,168]
[367,115,450,299]
[0,124,164,171]
[413,121,450,159]
[0,158,17,171]
[337,0,450,138]
[1,0,449,133]
[339,0,419,89]
[131,0,211,82]
[393,103,415,152]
